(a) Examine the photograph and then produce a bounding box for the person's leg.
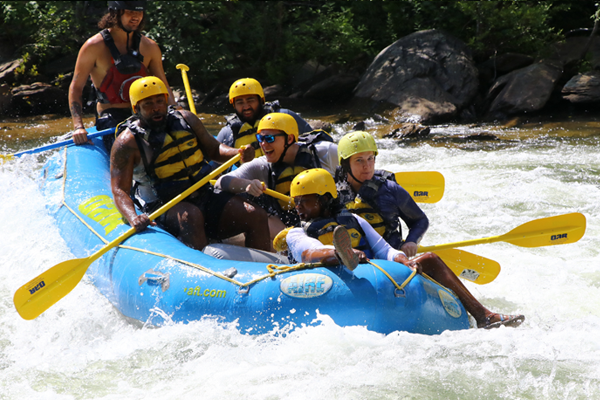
[215,195,271,251]
[268,215,286,244]
[162,202,208,250]
[413,252,524,329]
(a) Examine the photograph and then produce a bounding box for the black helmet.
[108,1,145,12]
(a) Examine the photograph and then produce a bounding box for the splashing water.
[1,116,600,399]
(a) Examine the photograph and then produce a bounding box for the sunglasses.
[256,133,286,144]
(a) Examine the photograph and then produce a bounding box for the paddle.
[0,127,115,162]
[176,63,197,115]
[210,170,444,205]
[13,153,241,320]
[419,213,586,253]
[209,180,293,206]
[394,171,444,203]
[432,249,500,285]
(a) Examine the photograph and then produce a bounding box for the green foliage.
[1,0,599,88]
[454,1,563,60]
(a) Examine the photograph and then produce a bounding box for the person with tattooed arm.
[69,1,175,151]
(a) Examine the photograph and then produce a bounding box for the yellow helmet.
[129,76,168,111]
[257,113,299,142]
[337,131,378,164]
[290,168,337,199]
[229,78,265,104]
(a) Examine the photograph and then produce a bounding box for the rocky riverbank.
[2,29,600,128]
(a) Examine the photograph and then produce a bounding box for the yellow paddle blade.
[0,153,15,163]
[13,257,92,320]
[419,213,586,252]
[433,249,500,285]
[502,212,586,247]
[394,171,445,203]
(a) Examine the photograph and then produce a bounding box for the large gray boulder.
[486,63,563,116]
[353,30,478,123]
[562,71,600,103]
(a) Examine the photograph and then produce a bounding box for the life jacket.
[97,29,149,104]
[225,101,281,159]
[259,130,333,226]
[303,210,371,256]
[340,170,403,246]
[268,143,321,211]
[118,110,213,202]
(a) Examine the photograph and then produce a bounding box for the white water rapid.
[1,116,599,399]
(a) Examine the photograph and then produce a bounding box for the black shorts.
[203,190,235,238]
[96,108,132,153]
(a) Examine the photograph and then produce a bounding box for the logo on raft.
[28,280,45,295]
[438,289,462,318]
[413,191,429,198]
[184,287,227,298]
[280,274,333,299]
[78,195,125,235]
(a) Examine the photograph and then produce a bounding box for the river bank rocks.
[2,29,600,122]
[353,30,479,124]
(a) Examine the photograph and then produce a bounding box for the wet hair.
[318,193,343,218]
[339,158,351,174]
[98,10,145,31]
[334,164,348,183]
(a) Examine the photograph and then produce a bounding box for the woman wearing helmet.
[285,168,525,330]
[335,131,428,258]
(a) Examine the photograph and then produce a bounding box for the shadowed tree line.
[0,1,597,94]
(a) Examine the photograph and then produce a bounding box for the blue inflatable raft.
[39,139,470,335]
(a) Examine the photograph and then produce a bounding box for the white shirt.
[215,141,338,191]
[287,214,405,263]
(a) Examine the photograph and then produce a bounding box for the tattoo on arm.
[70,101,83,118]
[112,141,134,172]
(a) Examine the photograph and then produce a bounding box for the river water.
[1,113,599,399]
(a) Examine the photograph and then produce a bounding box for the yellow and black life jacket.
[259,130,333,226]
[269,144,321,211]
[339,170,401,244]
[226,101,281,160]
[120,110,213,202]
[303,210,370,254]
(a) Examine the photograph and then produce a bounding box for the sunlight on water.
[1,116,600,399]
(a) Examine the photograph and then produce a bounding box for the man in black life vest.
[110,77,271,252]
[69,1,175,151]
[216,78,312,159]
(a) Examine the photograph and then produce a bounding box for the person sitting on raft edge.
[335,130,428,258]
[216,77,313,162]
[284,168,525,330]
[110,76,272,252]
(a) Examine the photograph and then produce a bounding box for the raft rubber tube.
[39,140,470,335]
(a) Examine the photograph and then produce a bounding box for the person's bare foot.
[478,313,525,329]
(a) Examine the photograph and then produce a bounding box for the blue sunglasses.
[256,133,286,144]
